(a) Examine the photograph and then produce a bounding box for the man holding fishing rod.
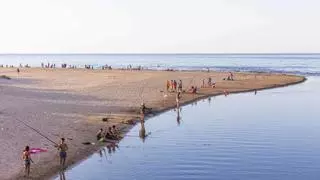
[56,138,68,169]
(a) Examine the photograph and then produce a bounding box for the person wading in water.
[57,138,68,169]
[22,146,32,177]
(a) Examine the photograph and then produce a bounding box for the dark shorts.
[24,159,31,166]
[60,151,67,158]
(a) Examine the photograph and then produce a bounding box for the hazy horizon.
[0,0,319,53]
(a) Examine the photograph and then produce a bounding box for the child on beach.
[57,138,68,169]
[22,146,32,177]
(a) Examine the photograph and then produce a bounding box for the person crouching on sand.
[57,138,68,169]
[22,146,32,177]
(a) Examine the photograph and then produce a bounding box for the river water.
[55,76,320,180]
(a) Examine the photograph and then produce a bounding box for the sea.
[1,54,320,76]
[2,54,318,180]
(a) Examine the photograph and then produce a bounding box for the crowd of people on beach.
[0,64,24,68]
[102,64,112,70]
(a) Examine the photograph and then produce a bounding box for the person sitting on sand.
[189,86,194,93]
[112,125,120,135]
[105,132,114,140]
[108,127,117,139]
[96,128,103,141]
[188,86,197,94]
[57,138,68,169]
[22,146,32,177]
[193,86,197,94]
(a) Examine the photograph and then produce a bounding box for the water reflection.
[175,107,182,126]
[139,115,150,143]
[59,170,66,180]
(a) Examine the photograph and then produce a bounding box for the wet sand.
[0,68,305,179]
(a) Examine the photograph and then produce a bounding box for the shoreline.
[50,75,307,180]
[0,68,306,180]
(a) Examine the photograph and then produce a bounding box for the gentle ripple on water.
[55,77,320,180]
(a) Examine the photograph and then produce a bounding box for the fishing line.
[1,111,58,146]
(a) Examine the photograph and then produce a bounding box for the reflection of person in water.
[208,97,211,104]
[176,108,181,126]
[59,170,66,180]
[139,120,147,142]
[106,143,118,154]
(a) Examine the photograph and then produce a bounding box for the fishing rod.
[15,116,58,146]
[2,111,59,146]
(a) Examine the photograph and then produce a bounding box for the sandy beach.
[0,68,305,180]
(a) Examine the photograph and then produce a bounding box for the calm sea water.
[1,54,320,75]
[56,77,320,180]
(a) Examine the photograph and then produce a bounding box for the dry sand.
[0,68,305,180]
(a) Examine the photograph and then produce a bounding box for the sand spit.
[0,68,305,179]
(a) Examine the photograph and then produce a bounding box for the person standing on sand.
[57,138,68,169]
[176,92,181,107]
[170,80,174,91]
[178,80,182,92]
[166,80,170,92]
[22,146,32,177]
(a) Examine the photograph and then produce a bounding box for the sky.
[0,0,319,53]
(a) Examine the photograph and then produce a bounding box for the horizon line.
[0,53,320,55]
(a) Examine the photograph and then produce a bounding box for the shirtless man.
[22,146,32,177]
[57,138,68,169]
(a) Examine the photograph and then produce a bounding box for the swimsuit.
[24,159,31,166]
[60,151,67,158]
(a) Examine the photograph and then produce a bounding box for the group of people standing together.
[167,79,183,92]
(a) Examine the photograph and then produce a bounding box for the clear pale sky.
[0,0,319,53]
